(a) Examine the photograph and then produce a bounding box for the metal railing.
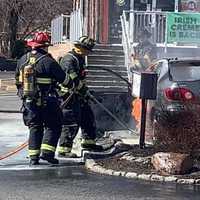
[51,14,70,45]
[70,9,83,42]
[127,10,167,44]
[51,9,83,44]
[121,10,168,82]
[120,12,132,82]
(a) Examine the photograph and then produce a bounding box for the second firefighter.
[58,36,103,157]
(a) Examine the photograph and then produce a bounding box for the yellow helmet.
[73,36,95,51]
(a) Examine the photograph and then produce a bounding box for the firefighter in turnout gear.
[131,27,157,71]
[15,32,66,165]
[57,36,103,158]
[131,28,157,129]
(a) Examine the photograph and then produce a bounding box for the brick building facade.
[72,0,195,44]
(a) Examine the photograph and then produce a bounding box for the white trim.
[175,0,179,12]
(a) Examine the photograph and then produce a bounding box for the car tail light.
[164,87,195,101]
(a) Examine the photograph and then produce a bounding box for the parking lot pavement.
[0,71,15,79]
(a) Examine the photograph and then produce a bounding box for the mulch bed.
[96,145,200,179]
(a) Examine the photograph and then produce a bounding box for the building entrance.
[108,0,130,44]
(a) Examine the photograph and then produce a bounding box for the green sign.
[167,12,200,43]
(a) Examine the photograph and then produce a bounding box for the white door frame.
[174,0,179,12]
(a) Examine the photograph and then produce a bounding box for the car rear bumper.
[154,106,192,125]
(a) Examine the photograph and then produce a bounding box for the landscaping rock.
[195,179,200,184]
[93,144,200,184]
[151,152,193,175]
[164,176,178,182]
[138,174,151,180]
[151,174,164,182]
[177,179,195,184]
[125,172,138,179]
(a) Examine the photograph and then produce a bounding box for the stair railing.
[51,9,84,45]
[121,10,168,82]
[120,10,132,82]
[51,14,70,45]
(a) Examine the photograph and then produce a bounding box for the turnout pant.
[59,96,96,152]
[23,97,63,160]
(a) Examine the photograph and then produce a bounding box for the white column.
[152,0,156,11]
[130,0,134,10]
[175,0,179,12]
[129,0,134,43]
[80,0,84,14]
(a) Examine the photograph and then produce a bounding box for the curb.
[85,158,200,185]
[0,159,85,171]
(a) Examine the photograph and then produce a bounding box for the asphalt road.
[0,71,15,79]
[0,167,200,200]
[0,95,21,111]
[0,95,200,200]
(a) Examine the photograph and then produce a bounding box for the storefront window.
[156,0,175,11]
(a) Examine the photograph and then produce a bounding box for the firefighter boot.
[29,158,40,166]
[40,153,59,164]
[81,139,103,151]
[58,147,77,158]
[58,152,77,158]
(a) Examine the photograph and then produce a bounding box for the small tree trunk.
[8,8,18,58]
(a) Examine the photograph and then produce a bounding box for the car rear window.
[170,61,200,81]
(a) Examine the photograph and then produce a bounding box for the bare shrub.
[0,0,72,57]
[153,104,200,153]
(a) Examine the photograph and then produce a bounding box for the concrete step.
[86,80,128,87]
[91,49,124,56]
[86,76,128,83]
[87,69,128,77]
[87,64,126,70]
[86,75,128,81]
[93,45,123,51]
[88,54,124,59]
[88,60,124,65]
[87,85,128,93]
[86,45,127,93]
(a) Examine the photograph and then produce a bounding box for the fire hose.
[87,92,137,134]
[61,90,137,133]
[0,60,135,161]
[0,87,135,160]
[0,93,74,161]
[0,141,28,161]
